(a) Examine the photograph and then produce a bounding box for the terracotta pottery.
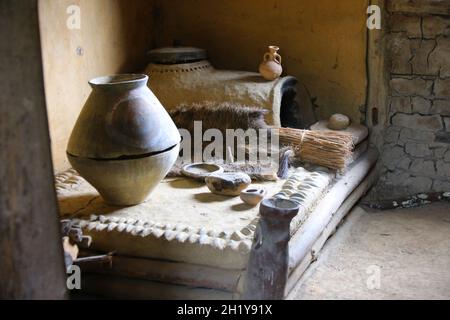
[67,74,180,206]
[240,187,267,206]
[205,172,251,196]
[259,46,283,81]
[181,163,224,181]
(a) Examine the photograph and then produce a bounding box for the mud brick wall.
[371,2,450,199]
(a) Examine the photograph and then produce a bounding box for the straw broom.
[277,127,354,171]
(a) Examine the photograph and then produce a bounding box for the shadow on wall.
[39,0,155,172]
[116,0,155,73]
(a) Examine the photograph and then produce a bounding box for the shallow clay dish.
[181,163,224,181]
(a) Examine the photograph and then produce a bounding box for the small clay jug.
[259,46,283,81]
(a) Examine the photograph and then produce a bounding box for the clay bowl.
[68,144,179,206]
[240,187,267,206]
[205,172,251,196]
[181,163,224,181]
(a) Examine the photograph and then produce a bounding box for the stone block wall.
[370,2,450,199]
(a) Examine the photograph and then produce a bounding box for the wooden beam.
[366,0,389,150]
[79,273,234,300]
[0,0,67,299]
[77,251,244,293]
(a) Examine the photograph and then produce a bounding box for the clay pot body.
[259,46,283,81]
[67,74,180,206]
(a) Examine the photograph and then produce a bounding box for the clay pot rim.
[242,188,266,195]
[181,162,224,180]
[262,198,299,210]
[89,74,148,88]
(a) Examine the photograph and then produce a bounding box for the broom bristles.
[277,128,354,171]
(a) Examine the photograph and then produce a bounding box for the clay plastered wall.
[152,0,368,122]
[39,0,154,172]
[370,1,450,199]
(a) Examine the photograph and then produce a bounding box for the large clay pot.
[67,74,180,206]
[258,46,283,81]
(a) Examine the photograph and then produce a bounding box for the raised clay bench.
[57,148,378,299]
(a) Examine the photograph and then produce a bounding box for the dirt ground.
[289,202,450,300]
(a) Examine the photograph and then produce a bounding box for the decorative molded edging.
[71,213,256,254]
[145,60,212,74]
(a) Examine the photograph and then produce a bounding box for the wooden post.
[0,0,67,299]
[366,0,389,150]
[243,199,299,300]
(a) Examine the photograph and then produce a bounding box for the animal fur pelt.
[169,101,269,135]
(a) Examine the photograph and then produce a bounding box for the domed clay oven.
[144,47,316,128]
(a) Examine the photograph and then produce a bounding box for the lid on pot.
[147,47,207,64]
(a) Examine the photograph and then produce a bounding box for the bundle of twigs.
[277,127,354,171]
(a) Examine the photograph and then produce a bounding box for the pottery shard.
[205,172,251,196]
